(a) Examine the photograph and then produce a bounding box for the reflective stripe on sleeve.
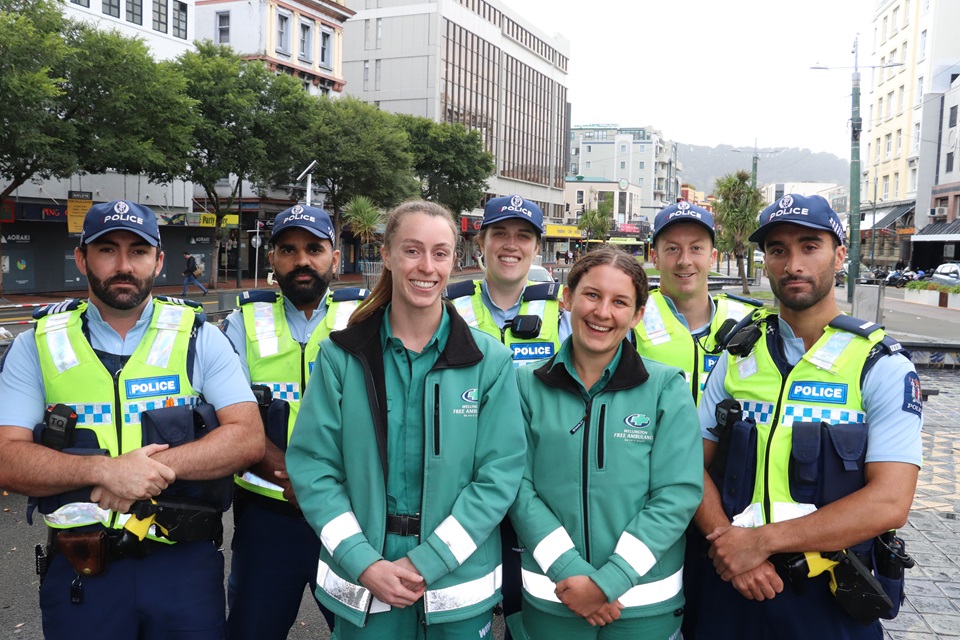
[434,516,477,565]
[521,567,683,608]
[316,558,372,612]
[424,565,502,613]
[320,511,363,554]
[614,532,656,577]
[532,527,575,573]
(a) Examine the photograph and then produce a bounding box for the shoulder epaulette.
[445,280,477,300]
[722,293,763,307]
[155,296,206,325]
[238,290,280,305]
[523,282,561,302]
[331,287,370,303]
[878,335,905,356]
[828,315,883,339]
[33,298,82,320]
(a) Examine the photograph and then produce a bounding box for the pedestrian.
[444,194,568,637]
[694,194,921,639]
[556,248,562,264]
[565,249,572,264]
[286,200,525,639]
[182,250,208,297]
[222,204,369,639]
[0,199,263,638]
[507,246,702,639]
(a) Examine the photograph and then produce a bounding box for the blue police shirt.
[0,298,254,430]
[222,292,330,382]
[698,316,923,466]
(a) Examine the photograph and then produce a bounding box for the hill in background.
[678,144,850,195]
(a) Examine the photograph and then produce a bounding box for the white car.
[753,249,764,264]
[527,265,557,283]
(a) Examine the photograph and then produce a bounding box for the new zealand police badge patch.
[902,371,923,418]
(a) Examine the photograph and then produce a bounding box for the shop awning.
[912,219,960,242]
[607,237,643,245]
[862,204,913,231]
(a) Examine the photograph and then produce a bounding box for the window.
[882,175,890,200]
[619,161,626,169]
[320,31,332,67]
[376,18,382,48]
[126,0,142,24]
[882,16,888,40]
[277,12,290,53]
[638,145,645,152]
[638,178,644,187]
[299,22,312,61]
[892,6,899,31]
[152,0,167,32]
[363,60,370,90]
[619,144,626,153]
[917,76,924,105]
[885,133,892,158]
[920,30,927,59]
[576,190,584,204]
[887,91,894,117]
[951,105,958,127]
[876,137,881,162]
[878,96,883,117]
[71,0,90,6]
[914,122,921,150]
[375,59,381,91]
[901,42,906,64]
[948,152,955,173]
[585,161,592,169]
[172,1,186,39]
[639,161,645,169]
[894,172,900,194]
[586,145,592,153]
[905,0,911,23]
[909,166,917,191]
[216,12,229,44]
[898,86,904,112]
[896,129,902,155]
[866,142,871,163]
[103,0,119,17]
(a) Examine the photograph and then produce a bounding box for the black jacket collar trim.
[534,339,650,394]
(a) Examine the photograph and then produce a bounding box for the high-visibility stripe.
[532,527,575,573]
[732,501,817,528]
[424,565,502,613]
[316,559,371,612]
[614,532,656,577]
[521,567,683,608]
[239,470,284,493]
[253,302,280,357]
[434,516,476,565]
[320,511,363,554]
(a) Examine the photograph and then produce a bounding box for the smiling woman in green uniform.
[286,200,525,640]
[507,247,703,640]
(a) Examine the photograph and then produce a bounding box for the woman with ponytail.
[287,200,525,639]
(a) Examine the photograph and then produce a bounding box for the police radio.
[726,323,763,356]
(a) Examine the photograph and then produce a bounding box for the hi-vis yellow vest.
[446,279,561,365]
[35,298,201,534]
[634,290,758,404]
[235,288,367,501]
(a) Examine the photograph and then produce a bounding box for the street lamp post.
[733,141,783,278]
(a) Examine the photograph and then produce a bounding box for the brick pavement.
[887,369,960,638]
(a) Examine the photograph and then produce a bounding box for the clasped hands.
[555,575,624,627]
[88,443,176,514]
[706,525,784,601]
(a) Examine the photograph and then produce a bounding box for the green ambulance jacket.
[509,342,703,618]
[286,304,526,627]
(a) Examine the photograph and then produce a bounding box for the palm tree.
[343,195,385,261]
[713,170,765,294]
[577,207,611,250]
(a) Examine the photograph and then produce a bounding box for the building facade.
[340,0,570,223]
[568,125,681,223]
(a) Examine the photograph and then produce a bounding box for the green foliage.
[905,280,931,291]
[713,170,765,294]
[343,195,385,256]
[577,208,610,244]
[396,115,495,215]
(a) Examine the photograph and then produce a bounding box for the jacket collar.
[534,338,650,394]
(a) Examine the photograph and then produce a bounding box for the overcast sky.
[506,0,874,159]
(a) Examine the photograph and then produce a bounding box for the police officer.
[0,200,263,638]
[635,200,760,405]
[694,194,922,639]
[286,200,524,638]
[222,204,367,638]
[445,195,568,367]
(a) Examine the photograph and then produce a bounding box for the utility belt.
[235,485,303,519]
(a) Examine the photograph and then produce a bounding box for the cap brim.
[83,228,159,247]
[652,217,715,244]
[269,223,333,245]
[480,212,543,233]
[749,219,836,245]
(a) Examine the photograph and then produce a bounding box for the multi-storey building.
[340,0,571,227]
[863,0,960,266]
[568,124,681,223]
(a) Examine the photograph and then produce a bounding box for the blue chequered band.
[73,403,113,426]
[782,404,866,427]
[123,396,199,424]
[739,400,775,425]
[268,382,300,402]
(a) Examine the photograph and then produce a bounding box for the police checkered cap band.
[81,200,160,247]
[652,200,715,244]
[481,195,545,233]
[750,194,846,247]
[269,205,335,245]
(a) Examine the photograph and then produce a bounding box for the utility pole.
[848,37,862,304]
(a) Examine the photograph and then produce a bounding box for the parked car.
[932,262,960,287]
[753,249,765,264]
[527,265,558,283]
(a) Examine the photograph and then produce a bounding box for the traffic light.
[565,203,570,212]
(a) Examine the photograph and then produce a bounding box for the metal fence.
[359,260,383,291]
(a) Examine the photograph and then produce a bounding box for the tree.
[577,207,610,248]
[713,170,765,294]
[342,195,384,260]
[290,97,418,242]
[176,42,316,288]
[0,0,194,296]
[396,115,495,215]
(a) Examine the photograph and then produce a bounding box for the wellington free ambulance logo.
[624,414,650,428]
[453,388,478,417]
